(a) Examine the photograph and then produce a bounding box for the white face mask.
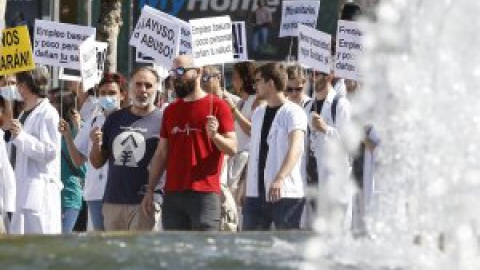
[0,85,22,101]
[98,95,119,112]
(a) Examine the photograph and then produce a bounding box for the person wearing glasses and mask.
[90,67,164,232]
[142,55,237,231]
[5,66,62,234]
[59,72,127,231]
[286,65,312,108]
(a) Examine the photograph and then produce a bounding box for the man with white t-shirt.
[60,73,127,231]
[243,62,307,230]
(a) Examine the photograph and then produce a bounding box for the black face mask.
[174,78,196,99]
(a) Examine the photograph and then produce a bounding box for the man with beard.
[90,67,163,231]
[141,55,236,231]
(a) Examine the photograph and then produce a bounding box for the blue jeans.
[253,27,269,52]
[242,197,305,231]
[87,200,104,231]
[62,208,80,234]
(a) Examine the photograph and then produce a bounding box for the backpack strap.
[331,94,341,124]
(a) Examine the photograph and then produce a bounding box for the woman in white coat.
[4,66,62,234]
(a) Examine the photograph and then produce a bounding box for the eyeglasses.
[286,86,304,93]
[170,66,196,78]
[201,73,219,82]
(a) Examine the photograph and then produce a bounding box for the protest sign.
[96,41,108,80]
[131,5,191,65]
[190,16,233,67]
[279,0,321,37]
[79,35,99,92]
[232,21,248,62]
[33,19,96,70]
[297,24,331,73]
[334,20,364,81]
[129,7,180,68]
[0,25,35,75]
[59,68,81,82]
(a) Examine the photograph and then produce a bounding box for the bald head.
[173,55,194,69]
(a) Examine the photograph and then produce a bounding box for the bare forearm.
[90,145,107,168]
[211,133,237,156]
[232,108,251,136]
[147,150,167,192]
[64,135,86,167]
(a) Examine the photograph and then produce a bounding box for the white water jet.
[303,0,480,269]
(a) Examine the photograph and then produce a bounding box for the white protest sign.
[79,35,98,92]
[334,20,364,81]
[279,0,321,37]
[131,5,191,64]
[298,24,331,73]
[190,16,233,67]
[232,21,248,62]
[59,68,81,82]
[129,8,179,68]
[33,20,96,69]
[96,41,108,80]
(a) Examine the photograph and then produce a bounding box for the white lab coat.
[0,129,15,214]
[246,101,308,198]
[9,99,62,235]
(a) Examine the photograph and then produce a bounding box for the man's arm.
[142,137,169,215]
[59,119,86,167]
[268,130,305,202]
[206,116,237,156]
[89,127,108,168]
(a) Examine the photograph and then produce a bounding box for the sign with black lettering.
[33,19,96,70]
[0,25,35,75]
[232,21,248,62]
[298,24,331,73]
[96,41,108,81]
[190,16,233,67]
[130,5,180,68]
[334,20,364,81]
[279,0,321,37]
[79,35,99,92]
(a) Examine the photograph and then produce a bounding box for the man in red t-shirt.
[142,55,237,231]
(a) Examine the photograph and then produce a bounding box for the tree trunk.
[96,0,122,72]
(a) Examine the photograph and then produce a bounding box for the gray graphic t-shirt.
[102,107,162,204]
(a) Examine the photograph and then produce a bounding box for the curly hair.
[233,61,256,95]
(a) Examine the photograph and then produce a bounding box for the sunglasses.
[286,86,304,93]
[170,66,196,77]
[201,73,219,82]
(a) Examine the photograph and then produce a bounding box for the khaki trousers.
[102,203,155,232]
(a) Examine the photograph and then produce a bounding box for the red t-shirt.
[160,94,235,193]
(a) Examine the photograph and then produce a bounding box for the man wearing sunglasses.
[142,55,237,231]
[286,65,312,108]
[90,67,163,232]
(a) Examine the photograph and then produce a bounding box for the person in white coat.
[0,99,16,234]
[4,66,62,234]
[243,62,308,230]
[302,71,351,231]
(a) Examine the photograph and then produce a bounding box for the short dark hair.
[99,72,128,93]
[16,66,49,97]
[130,66,160,83]
[256,62,287,92]
[233,61,256,95]
[341,3,362,21]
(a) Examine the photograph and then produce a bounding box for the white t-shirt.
[74,113,108,201]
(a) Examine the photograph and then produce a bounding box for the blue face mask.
[98,96,119,112]
[0,85,22,101]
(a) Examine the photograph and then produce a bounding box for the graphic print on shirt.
[171,123,201,136]
[112,127,147,167]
